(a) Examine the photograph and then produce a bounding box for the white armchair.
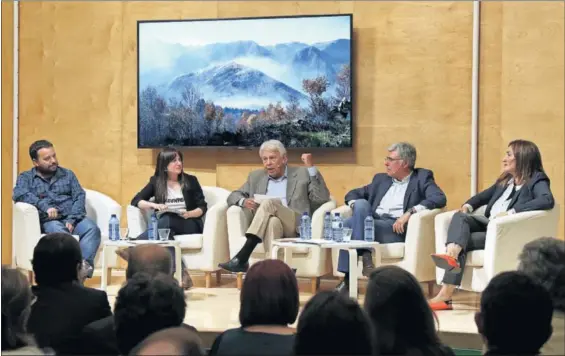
[435,205,561,292]
[331,205,441,292]
[126,186,230,288]
[13,189,122,278]
[227,198,337,290]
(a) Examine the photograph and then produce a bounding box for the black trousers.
[442,212,488,286]
[136,213,204,273]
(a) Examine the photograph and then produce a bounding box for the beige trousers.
[246,199,299,251]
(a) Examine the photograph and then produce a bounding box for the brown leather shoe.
[361,252,375,277]
[182,269,193,290]
[115,248,130,262]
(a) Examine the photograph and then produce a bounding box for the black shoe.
[335,279,349,294]
[361,253,375,277]
[218,257,249,273]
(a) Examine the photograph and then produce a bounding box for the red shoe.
[431,254,461,274]
[429,300,453,311]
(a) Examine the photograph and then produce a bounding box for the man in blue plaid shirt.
[13,140,101,278]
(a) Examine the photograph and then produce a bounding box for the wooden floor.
[86,271,484,350]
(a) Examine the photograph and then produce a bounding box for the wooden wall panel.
[2,1,14,264]
[480,2,565,238]
[2,0,562,256]
[18,2,124,205]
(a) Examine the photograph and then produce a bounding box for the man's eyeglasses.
[384,157,402,163]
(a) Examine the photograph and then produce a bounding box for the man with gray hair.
[219,139,330,273]
[336,142,447,292]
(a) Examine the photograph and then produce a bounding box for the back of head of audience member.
[114,273,186,355]
[518,236,565,312]
[239,259,299,328]
[126,244,172,280]
[129,327,203,356]
[476,271,553,355]
[1,266,36,351]
[364,266,442,355]
[294,290,374,355]
[32,233,82,287]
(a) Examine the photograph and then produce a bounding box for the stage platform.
[87,272,484,351]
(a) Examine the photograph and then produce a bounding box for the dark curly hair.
[114,273,186,355]
[478,271,553,354]
[518,237,565,312]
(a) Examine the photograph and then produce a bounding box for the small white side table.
[100,240,182,291]
[271,239,381,299]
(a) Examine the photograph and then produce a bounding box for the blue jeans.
[42,218,101,269]
[337,199,404,273]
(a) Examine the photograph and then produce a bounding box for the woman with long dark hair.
[131,148,207,289]
[429,140,555,309]
[364,266,454,356]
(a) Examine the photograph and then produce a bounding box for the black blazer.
[27,282,112,354]
[345,168,447,215]
[79,316,197,355]
[465,171,554,218]
[131,172,208,215]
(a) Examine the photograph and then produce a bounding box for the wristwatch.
[409,207,417,215]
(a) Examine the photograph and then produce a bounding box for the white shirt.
[349,173,426,219]
[163,186,186,214]
[465,179,522,220]
[488,180,522,220]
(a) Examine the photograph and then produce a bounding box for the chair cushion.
[174,234,203,249]
[380,242,405,259]
[466,250,484,267]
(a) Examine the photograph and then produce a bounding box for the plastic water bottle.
[108,214,120,241]
[300,212,311,240]
[332,213,344,242]
[323,212,333,241]
[148,212,158,241]
[364,215,375,242]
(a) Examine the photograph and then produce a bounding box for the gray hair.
[259,140,287,157]
[388,142,417,169]
[518,237,565,312]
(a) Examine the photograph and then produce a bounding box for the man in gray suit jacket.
[219,140,331,273]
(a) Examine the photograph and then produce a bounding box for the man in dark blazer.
[219,139,330,273]
[336,142,447,292]
[27,233,111,354]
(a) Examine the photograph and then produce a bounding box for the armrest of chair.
[126,205,148,239]
[331,205,353,219]
[85,189,122,235]
[484,208,560,278]
[13,202,42,270]
[200,201,230,269]
[434,210,457,253]
[311,199,337,239]
[403,208,442,281]
[227,205,252,259]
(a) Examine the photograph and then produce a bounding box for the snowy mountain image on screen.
[137,15,352,148]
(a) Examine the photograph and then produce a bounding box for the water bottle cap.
[325,211,330,215]
[335,212,340,217]
[303,212,308,216]
[111,214,117,217]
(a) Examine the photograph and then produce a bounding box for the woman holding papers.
[128,148,208,289]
